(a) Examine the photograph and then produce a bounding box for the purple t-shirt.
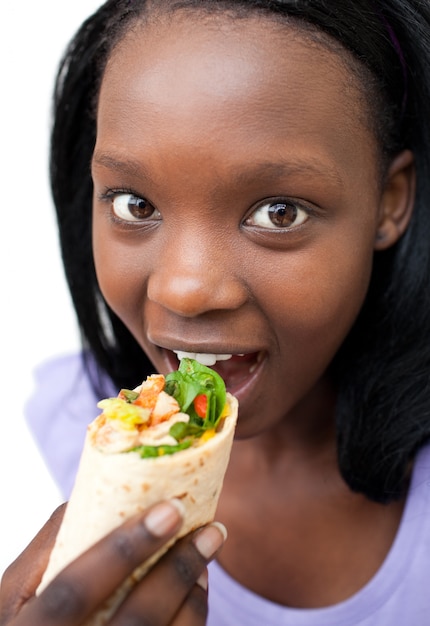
[25,353,430,625]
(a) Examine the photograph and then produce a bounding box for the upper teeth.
[173,351,233,366]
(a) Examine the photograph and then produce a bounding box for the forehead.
[95,12,375,179]
[102,13,365,109]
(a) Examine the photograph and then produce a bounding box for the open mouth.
[168,349,265,395]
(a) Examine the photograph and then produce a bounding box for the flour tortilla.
[37,392,238,625]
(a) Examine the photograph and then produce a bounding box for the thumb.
[0,503,66,624]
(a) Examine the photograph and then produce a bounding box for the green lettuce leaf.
[165,358,227,433]
[131,440,193,458]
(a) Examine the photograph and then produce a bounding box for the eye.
[111,193,161,222]
[245,200,309,229]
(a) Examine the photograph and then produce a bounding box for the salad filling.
[91,358,230,457]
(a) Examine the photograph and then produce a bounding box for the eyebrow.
[92,153,154,181]
[92,152,342,188]
[232,160,343,188]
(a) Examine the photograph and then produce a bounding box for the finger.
[109,522,226,626]
[171,571,209,626]
[0,504,66,624]
[7,500,183,626]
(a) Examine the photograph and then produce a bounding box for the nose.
[147,232,248,317]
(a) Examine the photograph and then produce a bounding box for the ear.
[374,149,416,251]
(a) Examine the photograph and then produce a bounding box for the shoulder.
[25,352,116,498]
[26,352,103,429]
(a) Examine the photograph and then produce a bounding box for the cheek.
[258,238,374,353]
[92,222,149,333]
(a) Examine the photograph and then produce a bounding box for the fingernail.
[196,569,209,590]
[144,499,184,537]
[193,522,227,559]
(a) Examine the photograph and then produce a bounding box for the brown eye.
[268,202,298,227]
[112,193,160,222]
[246,200,309,229]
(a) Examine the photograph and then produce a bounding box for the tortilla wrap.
[37,368,237,625]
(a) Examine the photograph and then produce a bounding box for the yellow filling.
[97,398,150,430]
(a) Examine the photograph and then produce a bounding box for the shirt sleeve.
[24,352,115,499]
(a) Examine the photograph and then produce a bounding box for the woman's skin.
[92,12,414,607]
[0,10,416,624]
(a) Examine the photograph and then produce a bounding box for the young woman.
[2,1,430,624]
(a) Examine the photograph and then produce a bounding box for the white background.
[0,1,102,577]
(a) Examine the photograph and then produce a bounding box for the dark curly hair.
[50,0,430,502]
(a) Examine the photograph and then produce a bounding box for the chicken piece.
[151,391,180,426]
[134,374,166,410]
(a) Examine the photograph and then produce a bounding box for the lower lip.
[162,349,266,407]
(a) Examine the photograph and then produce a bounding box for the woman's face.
[92,13,387,438]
